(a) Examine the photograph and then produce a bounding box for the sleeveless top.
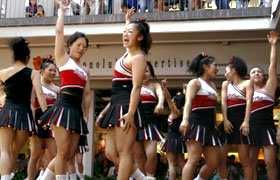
[112,53,131,82]
[140,85,157,104]
[189,78,217,126]
[250,89,274,126]
[227,82,246,113]
[168,115,183,135]
[59,58,88,101]
[5,67,32,106]
[34,84,57,111]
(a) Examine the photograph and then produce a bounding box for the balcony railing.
[0,0,272,19]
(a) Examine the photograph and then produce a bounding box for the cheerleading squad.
[0,1,278,180]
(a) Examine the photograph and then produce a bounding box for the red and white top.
[112,53,132,82]
[227,82,246,109]
[192,78,217,111]
[251,89,274,114]
[35,84,57,110]
[140,85,157,104]
[59,58,88,91]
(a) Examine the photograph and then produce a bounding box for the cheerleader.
[133,61,164,178]
[180,53,221,180]
[67,135,89,180]
[40,1,91,180]
[161,79,186,180]
[249,31,278,180]
[97,7,152,180]
[27,59,59,180]
[0,37,47,180]
[218,56,254,180]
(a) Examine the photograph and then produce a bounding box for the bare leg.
[218,144,231,179]
[249,145,260,180]
[0,127,15,175]
[115,127,137,180]
[263,145,277,180]
[144,140,157,176]
[182,140,203,180]
[237,144,252,180]
[133,141,146,175]
[166,152,178,180]
[10,129,29,172]
[199,146,219,179]
[28,136,44,180]
[105,128,120,167]
[75,153,84,174]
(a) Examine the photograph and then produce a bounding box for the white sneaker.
[144,177,156,180]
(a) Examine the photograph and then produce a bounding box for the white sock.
[40,168,55,180]
[78,173,84,180]
[131,168,145,180]
[66,172,69,180]
[69,174,77,180]
[36,170,45,180]
[1,175,10,180]
[194,175,205,180]
[146,172,155,177]
[56,175,66,180]
[10,173,14,179]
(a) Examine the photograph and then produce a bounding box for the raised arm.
[82,69,91,124]
[119,55,146,131]
[54,0,68,67]
[180,79,199,135]
[154,82,164,114]
[125,7,135,25]
[240,79,254,136]
[31,70,47,112]
[161,79,180,119]
[265,31,278,93]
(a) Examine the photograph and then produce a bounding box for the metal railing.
[0,0,272,19]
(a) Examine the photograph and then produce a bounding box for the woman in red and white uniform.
[28,59,59,180]
[96,8,152,180]
[39,1,91,180]
[133,61,164,179]
[180,53,220,180]
[161,79,186,180]
[219,56,254,180]
[249,31,278,180]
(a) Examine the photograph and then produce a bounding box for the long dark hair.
[9,37,30,64]
[147,61,156,79]
[173,93,185,109]
[67,32,89,54]
[227,56,247,79]
[131,20,152,55]
[188,54,215,77]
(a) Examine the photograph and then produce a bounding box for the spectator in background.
[103,0,113,14]
[35,5,45,17]
[120,1,129,13]
[80,0,101,15]
[1,4,5,18]
[26,0,37,17]
[140,0,154,12]
[123,0,139,9]
[215,0,230,9]
[163,0,188,11]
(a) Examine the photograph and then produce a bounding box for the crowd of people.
[18,0,270,19]
[0,0,278,179]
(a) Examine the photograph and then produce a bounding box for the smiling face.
[250,67,264,84]
[122,23,142,49]
[41,63,56,83]
[69,38,88,61]
[225,66,235,81]
[205,61,219,79]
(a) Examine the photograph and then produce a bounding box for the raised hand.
[267,31,278,45]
